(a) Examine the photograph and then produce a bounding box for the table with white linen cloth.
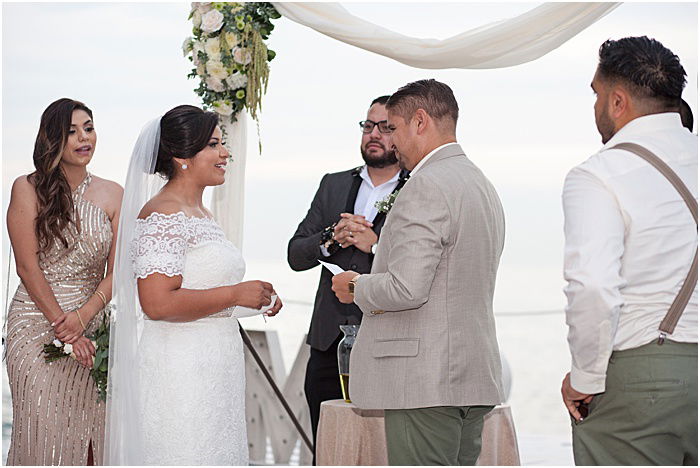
[316,400,521,465]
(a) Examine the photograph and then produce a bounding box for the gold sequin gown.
[5,174,111,465]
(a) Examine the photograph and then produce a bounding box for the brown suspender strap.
[611,143,698,343]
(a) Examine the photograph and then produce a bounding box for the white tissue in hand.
[232,294,277,319]
[258,294,278,313]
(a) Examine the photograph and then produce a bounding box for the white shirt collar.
[358,165,401,188]
[410,142,459,175]
[603,113,684,150]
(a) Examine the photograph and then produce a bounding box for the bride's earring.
[181,163,188,170]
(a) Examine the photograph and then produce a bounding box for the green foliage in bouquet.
[43,340,72,363]
[184,2,280,126]
[87,306,111,402]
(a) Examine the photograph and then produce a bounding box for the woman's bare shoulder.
[10,175,37,202]
[137,196,185,220]
[90,174,124,196]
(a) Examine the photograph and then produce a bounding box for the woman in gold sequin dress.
[5,98,123,465]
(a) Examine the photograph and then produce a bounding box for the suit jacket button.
[370,310,384,315]
[350,264,358,270]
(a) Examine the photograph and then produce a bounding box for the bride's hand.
[230,280,274,309]
[265,294,283,317]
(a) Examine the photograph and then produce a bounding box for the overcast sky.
[2,1,697,313]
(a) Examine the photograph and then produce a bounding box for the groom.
[332,79,505,465]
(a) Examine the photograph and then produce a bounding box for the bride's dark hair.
[29,98,93,254]
[155,105,219,179]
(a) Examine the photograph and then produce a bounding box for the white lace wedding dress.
[130,212,248,465]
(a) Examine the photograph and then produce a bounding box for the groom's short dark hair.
[386,79,458,128]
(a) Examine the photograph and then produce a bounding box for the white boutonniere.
[375,190,401,214]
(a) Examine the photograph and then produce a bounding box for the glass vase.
[337,324,358,403]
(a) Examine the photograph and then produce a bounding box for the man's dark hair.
[371,95,391,107]
[386,79,459,129]
[597,36,686,111]
[680,99,694,132]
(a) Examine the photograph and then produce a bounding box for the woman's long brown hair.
[28,98,93,254]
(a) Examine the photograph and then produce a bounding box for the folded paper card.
[319,260,345,275]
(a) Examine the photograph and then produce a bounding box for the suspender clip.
[657,332,667,345]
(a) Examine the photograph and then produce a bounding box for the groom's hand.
[332,271,359,304]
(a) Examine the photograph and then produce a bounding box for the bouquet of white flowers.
[43,305,112,401]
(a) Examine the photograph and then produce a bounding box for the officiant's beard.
[361,146,398,168]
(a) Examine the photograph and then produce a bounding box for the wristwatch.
[348,275,360,295]
[370,242,378,255]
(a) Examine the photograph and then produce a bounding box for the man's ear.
[609,86,630,119]
[414,108,430,135]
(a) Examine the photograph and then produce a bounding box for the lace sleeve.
[131,212,190,279]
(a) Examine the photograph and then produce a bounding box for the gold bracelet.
[75,309,86,331]
[94,290,108,308]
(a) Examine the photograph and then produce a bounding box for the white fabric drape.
[272,2,620,69]
[210,2,619,242]
[210,116,247,250]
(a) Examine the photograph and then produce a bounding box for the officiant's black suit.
[287,166,408,453]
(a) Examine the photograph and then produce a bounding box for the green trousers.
[384,405,494,465]
[572,340,698,465]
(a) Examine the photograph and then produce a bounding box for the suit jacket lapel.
[344,166,364,213]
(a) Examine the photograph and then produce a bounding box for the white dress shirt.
[321,165,400,257]
[354,165,401,221]
[563,113,698,394]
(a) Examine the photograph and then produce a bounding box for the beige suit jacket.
[349,144,506,409]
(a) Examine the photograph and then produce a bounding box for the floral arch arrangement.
[183,2,280,125]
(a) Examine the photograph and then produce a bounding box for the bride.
[105,105,282,465]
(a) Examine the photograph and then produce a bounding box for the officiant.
[287,95,409,461]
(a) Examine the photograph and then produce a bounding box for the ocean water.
[2,262,575,465]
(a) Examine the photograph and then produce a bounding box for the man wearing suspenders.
[561,36,698,465]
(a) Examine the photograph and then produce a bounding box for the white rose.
[206,77,225,92]
[213,100,234,116]
[192,9,202,28]
[206,60,228,80]
[224,31,239,49]
[182,37,194,57]
[200,9,224,33]
[52,339,62,347]
[225,73,248,90]
[192,40,205,65]
[204,37,221,60]
[193,2,212,14]
[232,47,252,65]
[63,343,73,355]
[196,63,206,77]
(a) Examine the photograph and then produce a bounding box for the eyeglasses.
[359,120,392,134]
